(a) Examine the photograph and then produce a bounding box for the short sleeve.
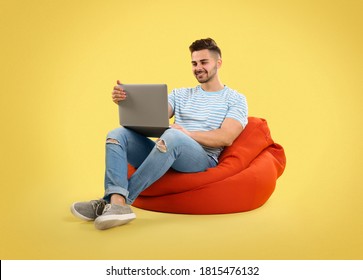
[168,89,176,113]
[226,92,248,128]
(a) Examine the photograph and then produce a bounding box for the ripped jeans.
[103,127,217,204]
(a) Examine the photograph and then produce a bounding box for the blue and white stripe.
[168,85,248,161]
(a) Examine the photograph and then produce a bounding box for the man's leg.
[71,127,154,225]
[126,128,217,204]
[103,127,155,202]
[95,127,158,229]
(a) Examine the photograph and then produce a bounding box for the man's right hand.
[112,80,127,104]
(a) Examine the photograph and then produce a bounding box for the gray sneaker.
[70,199,107,221]
[94,204,136,230]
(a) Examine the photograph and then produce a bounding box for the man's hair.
[189,38,222,58]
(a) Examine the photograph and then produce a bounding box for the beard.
[194,65,218,83]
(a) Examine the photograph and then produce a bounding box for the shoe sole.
[70,203,95,221]
[94,213,136,230]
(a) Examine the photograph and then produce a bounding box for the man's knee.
[106,138,120,144]
[106,127,129,144]
[156,129,185,153]
[155,138,167,153]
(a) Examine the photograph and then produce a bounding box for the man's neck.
[200,77,224,92]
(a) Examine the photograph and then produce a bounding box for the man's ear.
[217,58,222,69]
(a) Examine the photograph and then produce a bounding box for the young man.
[71,38,248,230]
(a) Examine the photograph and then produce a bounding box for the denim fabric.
[103,127,217,204]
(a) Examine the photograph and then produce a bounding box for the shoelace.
[102,204,112,214]
[92,200,107,217]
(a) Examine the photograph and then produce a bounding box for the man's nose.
[195,63,203,71]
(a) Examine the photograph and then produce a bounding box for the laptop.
[118,84,170,137]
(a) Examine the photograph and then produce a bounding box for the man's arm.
[168,103,174,118]
[171,118,244,148]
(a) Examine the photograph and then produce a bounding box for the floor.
[1,167,362,260]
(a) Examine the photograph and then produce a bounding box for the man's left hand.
[170,124,191,137]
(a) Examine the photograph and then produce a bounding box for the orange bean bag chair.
[130,117,286,214]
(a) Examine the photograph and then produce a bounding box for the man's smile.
[195,70,207,77]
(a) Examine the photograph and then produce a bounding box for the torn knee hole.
[106,138,120,144]
[156,139,167,153]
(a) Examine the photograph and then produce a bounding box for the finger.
[112,93,127,101]
[116,92,127,99]
[113,90,127,100]
[114,80,124,91]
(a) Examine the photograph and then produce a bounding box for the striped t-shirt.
[168,85,248,162]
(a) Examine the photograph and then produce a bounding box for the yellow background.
[0,0,362,259]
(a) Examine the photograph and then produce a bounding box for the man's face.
[191,49,221,84]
